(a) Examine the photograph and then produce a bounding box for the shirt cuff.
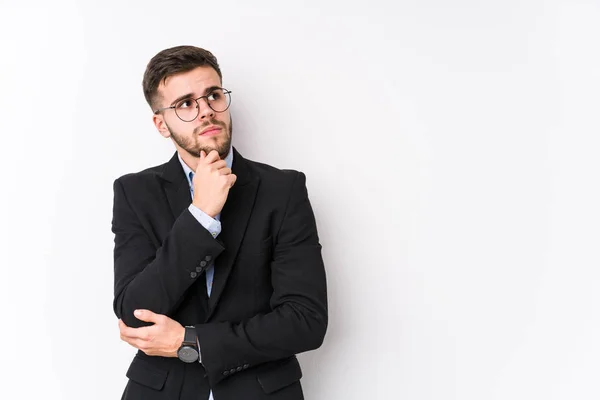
[188,204,222,238]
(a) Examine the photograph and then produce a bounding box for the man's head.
[143,45,232,160]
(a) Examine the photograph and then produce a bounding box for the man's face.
[153,66,232,160]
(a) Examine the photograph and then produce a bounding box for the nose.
[196,98,215,121]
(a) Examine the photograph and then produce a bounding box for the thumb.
[199,150,206,160]
[134,309,159,323]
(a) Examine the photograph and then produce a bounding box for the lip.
[200,126,221,136]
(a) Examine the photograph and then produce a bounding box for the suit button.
[200,261,207,267]
[190,272,197,279]
[230,368,236,374]
[243,364,249,369]
[236,366,243,372]
[196,266,202,273]
[205,255,212,262]
[223,371,229,376]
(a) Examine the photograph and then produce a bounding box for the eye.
[207,90,223,101]
[176,99,195,109]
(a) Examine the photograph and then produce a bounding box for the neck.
[178,150,200,171]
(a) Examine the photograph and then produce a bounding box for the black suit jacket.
[112,147,328,399]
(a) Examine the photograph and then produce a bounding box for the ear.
[153,113,171,139]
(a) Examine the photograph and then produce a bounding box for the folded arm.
[111,178,225,328]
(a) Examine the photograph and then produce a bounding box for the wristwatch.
[177,326,199,363]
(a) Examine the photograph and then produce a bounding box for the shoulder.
[113,160,169,192]
[241,154,307,190]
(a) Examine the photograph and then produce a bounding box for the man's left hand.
[118,310,185,357]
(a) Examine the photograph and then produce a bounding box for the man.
[112,45,328,400]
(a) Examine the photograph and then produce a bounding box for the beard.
[166,117,233,160]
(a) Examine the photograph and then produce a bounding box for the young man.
[112,46,328,400]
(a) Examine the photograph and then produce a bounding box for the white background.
[1,0,599,399]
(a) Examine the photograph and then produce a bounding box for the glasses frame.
[153,88,232,122]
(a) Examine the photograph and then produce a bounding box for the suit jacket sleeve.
[111,177,225,328]
[195,171,328,386]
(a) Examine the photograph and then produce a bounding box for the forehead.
[158,66,221,102]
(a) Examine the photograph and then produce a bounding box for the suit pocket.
[126,355,169,390]
[256,356,303,394]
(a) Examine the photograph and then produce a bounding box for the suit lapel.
[160,152,191,221]
[158,148,259,318]
[208,147,259,317]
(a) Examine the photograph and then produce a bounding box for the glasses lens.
[207,89,231,112]
[174,99,199,122]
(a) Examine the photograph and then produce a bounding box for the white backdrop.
[1,0,599,399]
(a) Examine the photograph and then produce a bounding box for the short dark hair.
[142,45,222,110]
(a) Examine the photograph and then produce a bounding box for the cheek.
[216,111,231,124]
[174,121,201,136]
[222,114,232,132]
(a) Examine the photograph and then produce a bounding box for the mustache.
[193,119,227,135]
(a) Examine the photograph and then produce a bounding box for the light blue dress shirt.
[177,148,233,400]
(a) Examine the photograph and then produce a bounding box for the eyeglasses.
[154,88,232,122]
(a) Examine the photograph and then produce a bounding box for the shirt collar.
[177,145,234,188]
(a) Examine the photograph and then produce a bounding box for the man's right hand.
[192,150,237,218]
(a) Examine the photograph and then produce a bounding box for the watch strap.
[183,326,197,347]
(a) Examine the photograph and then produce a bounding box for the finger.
[205,150,221,163]
[118,319,133,336]
[121,336,147,350]
[210,160,227,171]
[200,150,206,159]
[120,324,150,340]
[134,309,162,324]
[218,167,232,176]
[120,332,136,343]
[229,174,237,188]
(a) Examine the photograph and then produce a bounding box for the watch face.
[178,346,199,363]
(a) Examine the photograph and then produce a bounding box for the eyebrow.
[169,86,222,107]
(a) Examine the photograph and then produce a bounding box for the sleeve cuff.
[188,204,222,238]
